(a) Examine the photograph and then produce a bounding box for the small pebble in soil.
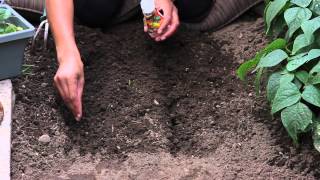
[153,99,160,105]
[38,134,51,144]
[238,33,243,39]
[41,83,48,87]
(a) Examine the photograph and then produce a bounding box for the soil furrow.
[11,17,320,179]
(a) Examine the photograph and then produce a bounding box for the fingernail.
[161,37,166,41]
[75,114,81,121]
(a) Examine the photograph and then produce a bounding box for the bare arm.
[46,0,84,121]
[46,0,77,56]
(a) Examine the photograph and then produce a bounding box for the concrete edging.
[0,80,13,180]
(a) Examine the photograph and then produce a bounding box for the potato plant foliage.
[237,0,320,152]
[0,7,23,35]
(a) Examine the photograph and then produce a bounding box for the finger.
[54,76,67,102]
[66,78,79,119]
[60,80,74,113]
[76,76,85,121]
[155,36,162,42]
[158,5,173,34]
[143,18,148,32]
[144,25,148,33]
[57,78,75,115]
[160,7,179,41]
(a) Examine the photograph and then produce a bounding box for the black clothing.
[74,0,213,28]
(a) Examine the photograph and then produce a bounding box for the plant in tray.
[237,0,320,152]
[0,4,34,80]
[0,7,23,34]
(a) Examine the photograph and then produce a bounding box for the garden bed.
[11,14,320,179]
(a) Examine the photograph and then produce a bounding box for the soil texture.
[11,14,320,179]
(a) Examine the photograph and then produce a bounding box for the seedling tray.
[0,4,35,80]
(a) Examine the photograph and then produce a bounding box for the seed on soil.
[41,83,48,87]
[38,134,51,144]
[153,99,160,105]
[238,33,243,39]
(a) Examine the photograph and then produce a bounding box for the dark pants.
[75,0,212,28]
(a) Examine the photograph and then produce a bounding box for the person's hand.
[54,48,84,121]
[144,0,180,41]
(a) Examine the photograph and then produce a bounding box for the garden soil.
[11,14,320,179]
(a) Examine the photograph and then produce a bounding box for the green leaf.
[281,102,313,144]
[264,1,271,30]
[237,39,287,81]
[257,49,288,68]
[310,0,320,15]
[266,0,289,34]
[272,81,301,114]
[0,8,11,21]
[310,61,320,74]
[301,16,320,43]
[294,78,303,89]
[295,70,309,84]
[267,72,282,102]
[272,15,287,37]
[287,49,320,71]
[309,74,320,84]
[288,52,308,61]
[284,7,312,40]
[4,23,17,33]
[313,121,320,152]
[237,59,259,81]
[280,73,295,83]
[237,59,257,81]
[254,68,264,95]
[290,0,312,7]
[302,85,320,107]
[292,34,313,55]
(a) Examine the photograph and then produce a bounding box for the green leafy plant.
[0,7,23,35]
[237,0,320,152]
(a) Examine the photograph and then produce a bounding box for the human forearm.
[46,0,78,63]
[46,0,84,121]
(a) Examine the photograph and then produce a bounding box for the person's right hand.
[144,0,180,41]
[54,48,84,121]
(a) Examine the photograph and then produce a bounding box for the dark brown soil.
[11,14,320,179]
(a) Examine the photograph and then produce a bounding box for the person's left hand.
[144,0,180,41]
